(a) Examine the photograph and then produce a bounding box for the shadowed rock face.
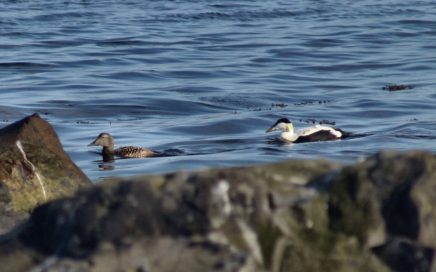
[0,114,90,232]
[328,151,436,272]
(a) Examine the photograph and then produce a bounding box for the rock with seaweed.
[0,114,91,233]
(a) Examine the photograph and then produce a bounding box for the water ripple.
[1,0,436,180]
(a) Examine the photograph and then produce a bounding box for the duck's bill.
[88,139,98,146]
[266,126,276,133]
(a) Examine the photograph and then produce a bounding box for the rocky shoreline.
[0,115,435,272]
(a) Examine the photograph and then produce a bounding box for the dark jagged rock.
[328,151,436,271]
[0,114,90,231]
[1,150,436,271]
[372,238,434,272]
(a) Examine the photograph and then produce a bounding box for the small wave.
[208,4,255,9]
[155,149,185,157]
[0,62,55,68]
[200,95,263,109]
[33,11,100,21]
[162,9,298,22]
[100,71,154,80]
[96,39,146,47]
[36,39,91,48]
[165,70,218,79]
[397,19,436,29]
[392,134,436,140]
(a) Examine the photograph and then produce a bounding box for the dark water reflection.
[1,0,436,181]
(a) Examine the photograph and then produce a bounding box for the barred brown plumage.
[115,146,155,158]
[89,133,156,162]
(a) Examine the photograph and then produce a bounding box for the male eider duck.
[266,118,350,143]
[89,133,156,162]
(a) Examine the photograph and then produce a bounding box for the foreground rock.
[0,114,90,232]
[0,150,435,271]
[0,159,340,272]
[328,151,436,272]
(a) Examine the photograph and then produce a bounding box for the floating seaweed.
[383,84,413,91]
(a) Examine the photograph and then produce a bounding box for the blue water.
[1,0,436,181]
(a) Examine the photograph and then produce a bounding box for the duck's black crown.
[275,118,291,125]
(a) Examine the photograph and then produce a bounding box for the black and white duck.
[266,118,350,143]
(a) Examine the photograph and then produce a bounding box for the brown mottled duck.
[89,132,156,162]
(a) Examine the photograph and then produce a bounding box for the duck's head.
[266,118,294,133]
[88,132,114,148]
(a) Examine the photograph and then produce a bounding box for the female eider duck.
[89,133,156,162]
[266,118,350,143]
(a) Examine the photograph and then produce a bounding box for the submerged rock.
[0,149,435,271]
[0,114,90,231]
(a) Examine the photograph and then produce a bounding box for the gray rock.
[328,151,436,271]
[1,148,435,271]
[0,159,339,272]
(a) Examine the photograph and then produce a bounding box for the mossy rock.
[0,114,90,213]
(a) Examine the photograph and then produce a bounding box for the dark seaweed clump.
[383,84,413,91]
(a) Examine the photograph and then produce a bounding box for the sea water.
[1,0,436,180]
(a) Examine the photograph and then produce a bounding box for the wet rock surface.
[0,119,435,272]
[0,114,90,233]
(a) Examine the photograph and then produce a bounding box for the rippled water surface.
[1,0,436,181]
